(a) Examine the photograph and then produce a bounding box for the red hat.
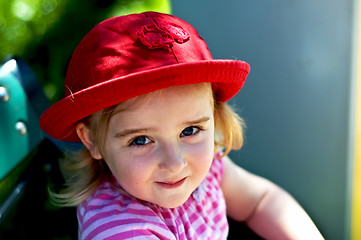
[40,11,250,142]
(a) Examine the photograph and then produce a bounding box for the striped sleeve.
[78,188,176,240]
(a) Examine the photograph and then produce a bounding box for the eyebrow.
[114,128,154,139]
[183,116,210,126]
[113,116,211,139]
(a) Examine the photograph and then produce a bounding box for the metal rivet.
[15,121,27,136]
[0,86,10,102]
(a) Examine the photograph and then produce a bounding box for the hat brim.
[40,59,250,142]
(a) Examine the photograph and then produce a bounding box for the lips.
[156,177,187,189]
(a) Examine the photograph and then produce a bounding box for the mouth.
[156,177,187,189]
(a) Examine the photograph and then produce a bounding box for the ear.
[76,122,102,160]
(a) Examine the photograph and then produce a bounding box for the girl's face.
[100,84,215,208]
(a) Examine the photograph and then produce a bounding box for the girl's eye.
[130,136,151,146]
[181,126,200,137]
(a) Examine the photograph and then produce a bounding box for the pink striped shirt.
[77,155,228,239]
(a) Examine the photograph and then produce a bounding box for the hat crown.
[64,12,213,97]
[40,11,250,142]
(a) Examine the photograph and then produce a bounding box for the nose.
[158,142,186,172]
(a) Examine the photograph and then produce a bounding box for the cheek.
[104,152,154,187]
[194,138,214,158]
[188,133,215,168]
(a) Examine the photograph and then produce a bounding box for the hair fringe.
[49,148,110,207]
[214,101,245,158]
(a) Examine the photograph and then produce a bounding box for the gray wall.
[172,1,355,239]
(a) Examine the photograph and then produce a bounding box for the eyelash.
[128,126,205,147]
[129,136,152,147]
[180,126,203,137]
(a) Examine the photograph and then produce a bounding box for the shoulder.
[207,153,225,183]
[221,155,274,221]
[190,153,227,214]
[192,154,225,204]
[77,181,175,240]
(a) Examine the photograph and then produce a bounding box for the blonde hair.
[50,84,245,207]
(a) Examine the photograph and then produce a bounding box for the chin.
[154,194,191,209]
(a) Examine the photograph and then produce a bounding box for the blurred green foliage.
[0,1,170,238]
[0,0,171,102]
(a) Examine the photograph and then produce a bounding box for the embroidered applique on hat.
[137,23,190,49]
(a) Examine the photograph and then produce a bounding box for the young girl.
[40,11,324,240]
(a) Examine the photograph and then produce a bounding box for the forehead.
[112,83,213,116]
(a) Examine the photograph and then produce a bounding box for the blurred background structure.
[0,0,360,239]
[172,1,360,239]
